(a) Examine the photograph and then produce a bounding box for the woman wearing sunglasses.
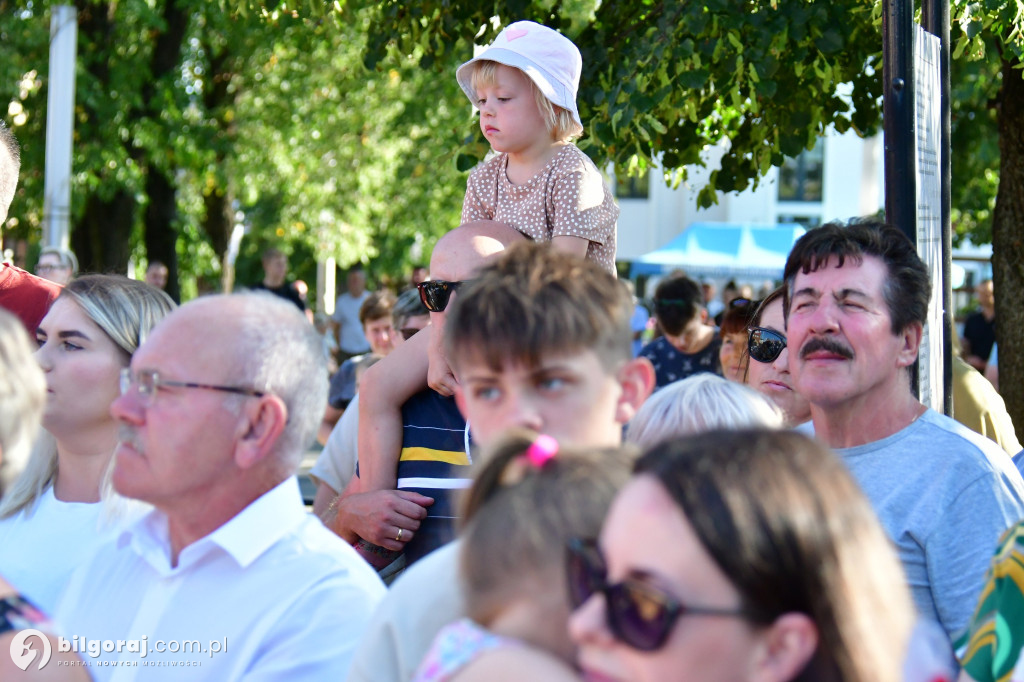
[718,297,758,383]
[568,428,916,682]
[746,286,812,429]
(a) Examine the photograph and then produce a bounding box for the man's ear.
[615,357,655,426]
[896,321,924,369]
[234,394,288,470]
[751,613,818,682]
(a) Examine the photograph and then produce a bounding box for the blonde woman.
[0,275,174,612]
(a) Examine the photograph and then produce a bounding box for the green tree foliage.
[0,0,467,301]
[2,1,1021,424]
[355,0,1024,428]
[359,0,884,208]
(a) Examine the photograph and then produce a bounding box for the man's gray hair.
[223,292,328,468]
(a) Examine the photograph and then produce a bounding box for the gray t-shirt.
[837,408,1024,640]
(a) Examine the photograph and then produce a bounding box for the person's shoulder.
[550,144,603,178]
[285,516,387,587]
[457,645,579,682]
[0,264,59,293]
[963,310,988,327]
[916,409,1022,478]
[639,336,669,356]
[0,264,61,327]
[919,408,1001,450]
[704,334,723,352]
[556,143,594,167]
[388,541,460,595]
[403,388,463,422]
[467,152,507,179]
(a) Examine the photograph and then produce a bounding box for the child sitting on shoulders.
[355,23,621,505]
[456,20,619,275]
[412,431,634,682]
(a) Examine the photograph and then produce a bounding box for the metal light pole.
[42,6,77,250]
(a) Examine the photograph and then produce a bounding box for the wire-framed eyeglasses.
[119,368,266,407]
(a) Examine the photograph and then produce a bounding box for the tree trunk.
[203,189,234,292]
[72,191,134,274]
[72,1,133,274]
[140,0,189,301]
[992,55,1024,441]
[144,169,180,302]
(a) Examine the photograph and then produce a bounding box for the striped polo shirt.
[396,389,472,565]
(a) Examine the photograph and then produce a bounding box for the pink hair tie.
[525,435,558,468]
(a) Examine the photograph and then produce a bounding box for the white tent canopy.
[629,222,807,280]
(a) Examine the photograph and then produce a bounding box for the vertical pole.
[923,0,953,417]
[882,0,917,244]
[42,6,77,249]
[883,0,918,392]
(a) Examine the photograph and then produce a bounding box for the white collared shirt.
[54,477,385,681]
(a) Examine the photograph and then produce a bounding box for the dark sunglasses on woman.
[416,280,466,313]
[566,537,747,651]
[747,327,787,364]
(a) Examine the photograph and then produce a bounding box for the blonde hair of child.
[458,430,635,626]
[470,61,582,142]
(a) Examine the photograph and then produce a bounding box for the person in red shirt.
[0,122,61,332]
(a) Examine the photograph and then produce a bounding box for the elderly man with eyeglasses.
[49,292,385,680]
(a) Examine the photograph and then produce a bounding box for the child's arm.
[548,152,618,262]
[425,310,459,397]
[550,235,589,258]
[357,327,432,492]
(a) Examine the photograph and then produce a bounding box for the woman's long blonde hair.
[0,275,175,519]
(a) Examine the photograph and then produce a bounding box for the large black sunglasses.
[747,327,787,364]
[566,538,747,651]
[416,280,467,313]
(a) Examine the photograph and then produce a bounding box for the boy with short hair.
[446,241,651,445]
[640,271,721,388]
[316,290,398,445]
[346,240,654,682]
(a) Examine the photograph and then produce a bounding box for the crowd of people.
[0,18,1022,682]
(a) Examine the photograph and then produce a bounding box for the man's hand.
[328,490,433,551]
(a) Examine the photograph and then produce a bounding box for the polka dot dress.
[460,144,619,274]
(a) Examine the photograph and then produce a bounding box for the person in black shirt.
[252,247,306,312]
[962,279,996,372]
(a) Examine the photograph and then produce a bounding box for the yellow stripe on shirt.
[399,446,471,465]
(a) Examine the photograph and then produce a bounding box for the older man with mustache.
[783,218,1024,648]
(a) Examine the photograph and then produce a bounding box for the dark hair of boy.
[444,242,632,372]
[358,290,396,326]
[652,272,704,336]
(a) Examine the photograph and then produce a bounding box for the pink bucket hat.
[456,21,584,135]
